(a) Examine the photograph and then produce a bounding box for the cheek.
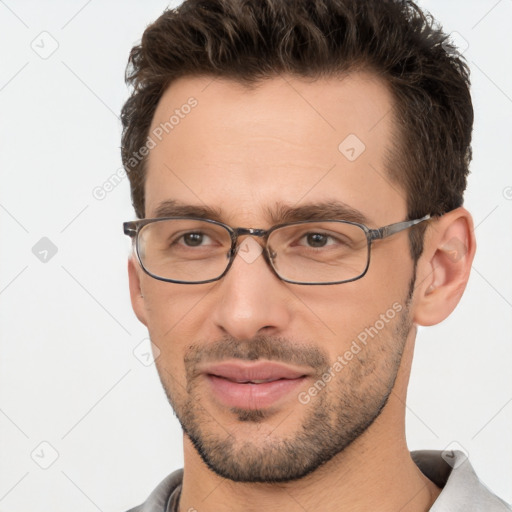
[142,281,212,346]
[289,250,412,360]
[366,237,415,297]
[292,275,402,329]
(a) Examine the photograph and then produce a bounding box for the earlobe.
[128,256,149,327]
[413,207,476,326]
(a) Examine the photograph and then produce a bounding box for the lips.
[202,361,309,410]
[206,361,307,382]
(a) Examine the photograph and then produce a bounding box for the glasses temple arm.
[369,214,431,241]
[123,222,138,237]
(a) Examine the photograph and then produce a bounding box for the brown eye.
[182,232,205,246]
[305,233,329,247]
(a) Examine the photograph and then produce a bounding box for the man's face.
[130,73,418,482]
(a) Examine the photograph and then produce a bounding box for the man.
[120,0,511,510]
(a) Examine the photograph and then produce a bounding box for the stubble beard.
[155,285,414,483]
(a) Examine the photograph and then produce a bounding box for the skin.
[128,73,476,511]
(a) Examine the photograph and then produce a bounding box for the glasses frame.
[123,214,431,285]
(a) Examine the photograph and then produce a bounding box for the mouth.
[201,361,310,410]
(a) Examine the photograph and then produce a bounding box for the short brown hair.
[121,0,473,260]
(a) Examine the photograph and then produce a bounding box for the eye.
[303,233,332,248]
[298,232,341,248]
[178,232,213,247]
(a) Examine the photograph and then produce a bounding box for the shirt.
[127,450,511,511]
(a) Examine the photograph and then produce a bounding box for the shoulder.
[412,450,511,511]
[126,469,183,512]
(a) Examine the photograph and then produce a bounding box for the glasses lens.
[137,219,232,282]
[268,221,369,283]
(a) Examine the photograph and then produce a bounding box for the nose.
[211,236,292,340]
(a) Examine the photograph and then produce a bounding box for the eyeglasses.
[123,214,430,285]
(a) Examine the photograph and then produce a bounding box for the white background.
[0,1,511,510]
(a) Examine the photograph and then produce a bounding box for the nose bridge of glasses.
[234,227,268,237]
[229,227,275,268]
[231,227,269,248]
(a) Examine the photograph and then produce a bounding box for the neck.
[178,332,441,512]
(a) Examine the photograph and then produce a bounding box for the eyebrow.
[153,200,223,221]
[151,199,372,226]
[265,201,372,226]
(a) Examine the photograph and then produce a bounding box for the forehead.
[144,72,406,225]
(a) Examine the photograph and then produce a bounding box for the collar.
[131,450,511,511]
[412,450,511,511]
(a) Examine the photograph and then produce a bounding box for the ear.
[128,256,148,327]
[413,207,476,326]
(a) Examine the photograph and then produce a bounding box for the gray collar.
[129,450,510,511]
[412,450,511,511]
